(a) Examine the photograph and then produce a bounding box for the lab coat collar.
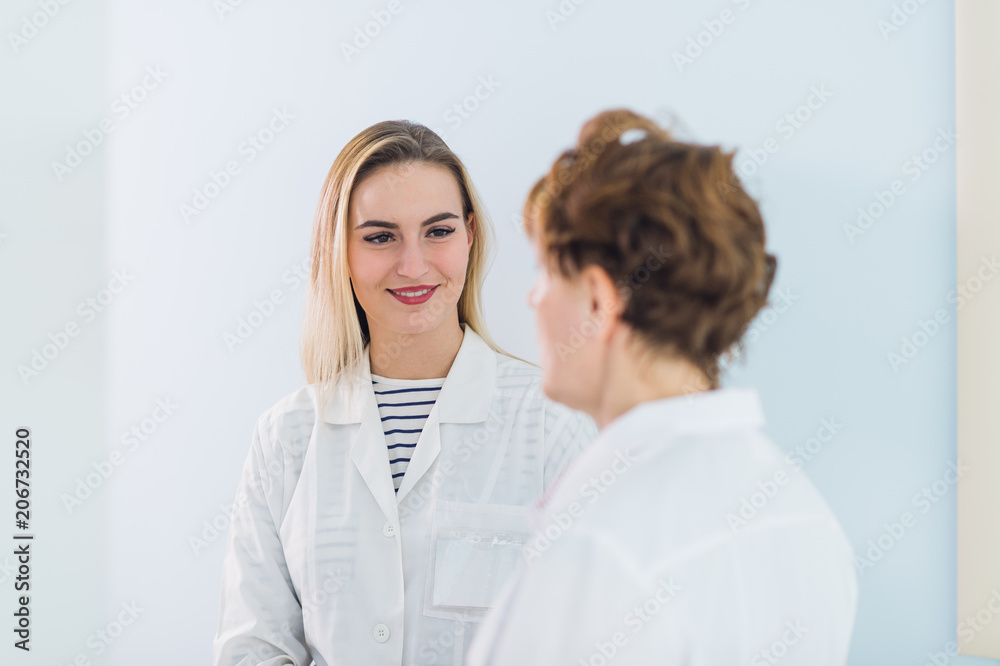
[531,388,766,526]
[323,323,497,425]
[602,387,766,453]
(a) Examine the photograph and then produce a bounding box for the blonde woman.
[212,120,595,665]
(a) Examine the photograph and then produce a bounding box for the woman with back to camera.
[212,120,596,665]
[467,109,858,665]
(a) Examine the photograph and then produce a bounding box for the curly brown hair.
[524,108,777,388]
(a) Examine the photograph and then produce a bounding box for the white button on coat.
[213,326,597,665]
[373,624,390,643]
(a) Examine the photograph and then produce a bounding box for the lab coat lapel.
[324,348,399,525]
[394,404,441,501]
[394,325,496,503]
[349,390,400,525]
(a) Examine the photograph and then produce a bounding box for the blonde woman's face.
[347,162,474,338]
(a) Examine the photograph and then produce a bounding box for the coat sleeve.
[213,414,312,666]
[541,401,598,487]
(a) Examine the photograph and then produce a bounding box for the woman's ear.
[466,212,476,248]
[580,264,624,343]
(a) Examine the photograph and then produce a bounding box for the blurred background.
[0,0,976,664]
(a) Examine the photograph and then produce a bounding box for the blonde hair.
[300,120,511,413]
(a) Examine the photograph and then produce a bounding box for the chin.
[403,309,446,332]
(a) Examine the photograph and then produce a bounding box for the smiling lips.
[387,284,438,305]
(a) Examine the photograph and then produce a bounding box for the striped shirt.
[372,374,446,493]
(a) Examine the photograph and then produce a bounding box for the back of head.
[525,109,777,387]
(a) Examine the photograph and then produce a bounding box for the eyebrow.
[354,211,460,230]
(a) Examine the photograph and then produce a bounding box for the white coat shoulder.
[254,384,321,443]
[493,353,594,432]
[250,385,322,467]
[493,353,599,483]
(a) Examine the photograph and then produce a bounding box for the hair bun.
[576,108,671,151]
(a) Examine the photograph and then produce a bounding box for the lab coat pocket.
[423,500,531,622]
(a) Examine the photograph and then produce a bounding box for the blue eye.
[429,227,456,238]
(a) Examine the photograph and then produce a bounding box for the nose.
[396,238,429,279]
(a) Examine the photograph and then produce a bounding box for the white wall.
[1,0,981,664]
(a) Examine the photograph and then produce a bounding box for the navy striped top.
[371,374,446,493]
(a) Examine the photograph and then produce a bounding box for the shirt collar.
[323,323,497,425]
[600,387,767,453]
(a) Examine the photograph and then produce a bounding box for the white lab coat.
[213,325,596,666]
[467,388,858,666]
